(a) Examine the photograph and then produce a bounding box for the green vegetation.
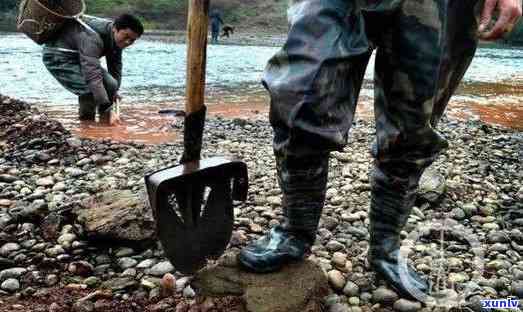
[85,0,288,31]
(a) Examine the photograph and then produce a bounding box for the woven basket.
[17,0,86,45]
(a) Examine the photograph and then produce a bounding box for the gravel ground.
[0,94,521,312]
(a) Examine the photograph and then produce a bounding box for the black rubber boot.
[238,225,310,273]
[368,165,429,300]
[78,94,96,121]
[239,152,329,273]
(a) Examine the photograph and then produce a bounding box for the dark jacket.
[210,12,224,32]
[51,16,122,106]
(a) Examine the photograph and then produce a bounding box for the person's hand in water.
[113,93,122,103]
[99,105,122,126]
[479,0,522,40]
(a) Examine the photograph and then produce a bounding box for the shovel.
[144,0,248,274]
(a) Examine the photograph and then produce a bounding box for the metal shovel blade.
[145,156,248,274]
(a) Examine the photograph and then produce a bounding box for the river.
[1,33,522,143]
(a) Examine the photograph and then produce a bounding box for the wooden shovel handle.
[186,0,210,114]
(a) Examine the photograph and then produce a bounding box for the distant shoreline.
[2,30,520,49]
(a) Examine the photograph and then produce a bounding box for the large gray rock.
[417,168,446,204]
[192,254,330,312]
[74,191,155,246]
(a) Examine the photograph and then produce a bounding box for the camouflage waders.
[42,47,119,120]
[240,0,482,298]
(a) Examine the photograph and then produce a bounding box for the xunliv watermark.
[481,298,520,309]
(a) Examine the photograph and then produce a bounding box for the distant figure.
[221,25,235,38]
[209,10,224,44]
[42,14,143,123]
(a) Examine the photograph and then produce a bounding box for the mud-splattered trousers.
[265,0,482,249]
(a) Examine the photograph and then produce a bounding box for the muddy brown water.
[43,80,523,145]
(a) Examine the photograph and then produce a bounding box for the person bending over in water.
[42,14,143,124]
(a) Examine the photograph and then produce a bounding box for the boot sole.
[237,252,303,273]
[374,271,428,301]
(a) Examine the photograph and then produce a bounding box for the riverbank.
[0,94,522,311]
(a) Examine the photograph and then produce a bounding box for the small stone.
[58,233,77,249]
[393,299,422,312]
[175,276,191,292]
[68,261,94,277]
[66,168,85,178]
[0,268,27,281]
[148,261,174,277]
[121,268,136,277]
[36,177,54,187]
[348,297,360,306]
[462,203,478,216]
[160,273,176,297]
[372,287,398,304]
[84,276,101,288]
[328,270,346,290]
[1,278,20,292]
[73,299,94,312]
[482,223,500,231]
[0,243,21,257]
[76,158,92,166]
[141,278,157,290]
[249,223,264,233]
[95,255,111,265]
[52,182,66,192]
[0,174,17,183]
[451,208,466,220]
[486,260,511,270]
[115,247,135,258]
[343,281,360,297]
[45,245,65,257]
[117,257,138,270]
[329,303,349,312]
[49,302,61,312]
[101,277,137,291]
[488,232,509,243]
[149,287,161,300]
[332,252,347,268]
[0,214,13,227]
[512,281,523,297]
[46,274,59,286]
[326,241,345,252]
[136,259,156,269]
[182,285,195,298]
[0,199,13,207]
[267,196,280,206]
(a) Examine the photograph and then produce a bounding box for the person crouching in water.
[42,14,143,123]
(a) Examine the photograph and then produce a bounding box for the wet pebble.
[1,278,20,292]
[372,287,398,304]
[393,299,422,312]
[148,261,174,277]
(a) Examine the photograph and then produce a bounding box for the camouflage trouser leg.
[264,0,481,243]
[42,48,119,120]
[264,0,370,239]
[368,0,481,257]
[276,151,329,243]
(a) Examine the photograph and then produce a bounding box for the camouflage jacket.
[50,16,122,106]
